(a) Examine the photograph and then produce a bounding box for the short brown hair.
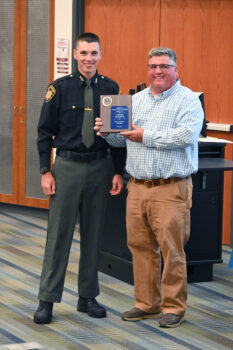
[76,32,101,49]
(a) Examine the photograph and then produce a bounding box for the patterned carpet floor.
[0,203,233,350]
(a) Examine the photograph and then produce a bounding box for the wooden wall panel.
[160,0,233,125]
[85,0,160,93]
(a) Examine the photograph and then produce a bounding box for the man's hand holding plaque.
[99,95,132,133]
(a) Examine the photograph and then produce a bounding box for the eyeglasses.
[148,64,176,71]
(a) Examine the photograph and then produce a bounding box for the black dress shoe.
[34,300,53,324]
[77,297,106,318]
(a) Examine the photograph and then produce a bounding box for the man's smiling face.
[148,55,178,96]
[73,40,101,79]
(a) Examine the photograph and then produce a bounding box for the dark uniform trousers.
[38,154,112,302]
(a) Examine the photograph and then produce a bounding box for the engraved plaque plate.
[100,95,132,132]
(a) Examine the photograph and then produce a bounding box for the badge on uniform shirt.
[45,85,56,102]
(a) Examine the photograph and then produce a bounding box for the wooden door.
[0,0,54,209]
[85,0,161,93]
[160,0,233,125]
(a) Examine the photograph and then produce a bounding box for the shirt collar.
[78,70,99,87]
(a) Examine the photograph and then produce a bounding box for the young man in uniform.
[34,32,126,324]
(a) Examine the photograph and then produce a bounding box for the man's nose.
[154,66,162,72]
[86,53,92,60]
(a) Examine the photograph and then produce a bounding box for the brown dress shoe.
[122,307,161,321]
[159,313,184,328]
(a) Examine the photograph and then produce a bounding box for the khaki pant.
[126,177,192,315]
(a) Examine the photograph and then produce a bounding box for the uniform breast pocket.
[60,104,82,127]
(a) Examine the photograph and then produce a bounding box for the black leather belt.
[56,149,108,162]
[130,176,188,187]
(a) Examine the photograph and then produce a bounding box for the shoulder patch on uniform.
[45,85,56,103]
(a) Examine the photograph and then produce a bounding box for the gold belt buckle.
[144,179,155,187]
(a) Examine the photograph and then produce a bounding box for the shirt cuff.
[39,152,51,171]
[143,130,156,147]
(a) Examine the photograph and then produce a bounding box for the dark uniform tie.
[82,79,94,148]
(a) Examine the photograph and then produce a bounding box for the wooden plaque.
[100,95,132,132]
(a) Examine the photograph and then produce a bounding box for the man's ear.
[73,49,77,60]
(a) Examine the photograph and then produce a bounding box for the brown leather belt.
[130,176,187,187]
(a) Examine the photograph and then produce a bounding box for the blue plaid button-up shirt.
[105,80,204,179]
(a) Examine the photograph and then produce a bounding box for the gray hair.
[148,47,177,65]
